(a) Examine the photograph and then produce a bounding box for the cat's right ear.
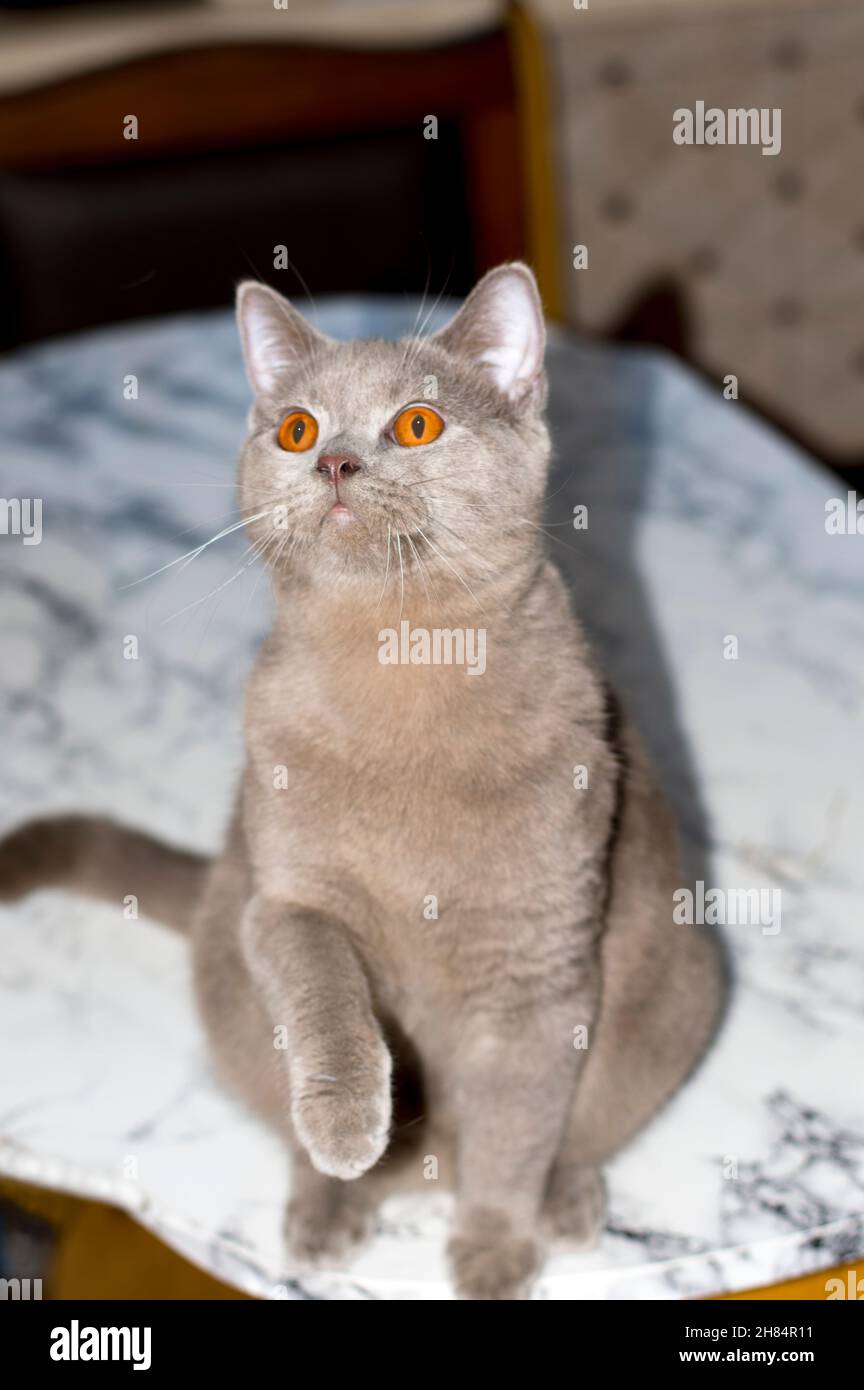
[236,282,329,398]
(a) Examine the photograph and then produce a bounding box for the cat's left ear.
[236,281,331,397]
[430,263,546,407]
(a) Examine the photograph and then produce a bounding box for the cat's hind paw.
[283,1188,375,1270]
[448,1208,541,1301]
[541,1162,605,1249]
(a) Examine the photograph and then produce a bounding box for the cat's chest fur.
[239,575,615,1021]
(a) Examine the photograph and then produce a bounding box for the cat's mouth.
[326,500,356,528]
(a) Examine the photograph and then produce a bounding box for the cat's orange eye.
[277,410,319,452]
[392,405,445,448]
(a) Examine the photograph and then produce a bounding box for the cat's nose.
[316,453,361,485]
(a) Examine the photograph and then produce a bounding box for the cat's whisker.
[405,531,437,610]
[414,494,488,517]
[245,535,288,621]
[171,510,269,575]
[414,526,485,612]
[375,524,393,611]
[519,518,578,552]
[402,474,460,488]
[248,526,293,609]
[222,522,293,628]
[134,481,240,489]
[239,244,321,330]
[544,469,577,505]
[398,261,433,373]
[135,501,273,582]
[401,267,453,375]
[121,509,272,589]
[273,527,297,572]
[395,531,405,619]
[194,528,284,649]
[170,503,267,544]
[160,543,266,624]
[171,571,248,631]
[418,516,498,575]
[413,493,481,504]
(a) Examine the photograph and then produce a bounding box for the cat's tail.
[0,816,209,932]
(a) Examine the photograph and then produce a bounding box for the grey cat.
[0,264,725,1299]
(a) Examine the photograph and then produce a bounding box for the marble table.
[0,298,862,1299]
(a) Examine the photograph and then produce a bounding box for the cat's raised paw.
[290,1054,392,1181]
[448,1207,541,1301]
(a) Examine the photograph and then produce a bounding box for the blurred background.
[0,0,861,1297]
[1,0,862,475]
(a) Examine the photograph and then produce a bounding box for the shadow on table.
[544,334,733,1022]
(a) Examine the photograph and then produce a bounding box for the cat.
[0,264,725,1299]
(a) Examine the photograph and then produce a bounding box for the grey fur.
[0,265,724,1298]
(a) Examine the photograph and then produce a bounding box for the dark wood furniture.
[0,30,526,345]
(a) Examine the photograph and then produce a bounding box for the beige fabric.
[0,0,504,97]
[531,0,822,20]
[529,0,864,457]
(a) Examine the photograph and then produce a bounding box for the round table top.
[0,298,861,1298]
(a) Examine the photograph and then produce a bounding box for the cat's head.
[236,263,550,607]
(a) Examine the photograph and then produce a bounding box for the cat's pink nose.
[316,454,361,485]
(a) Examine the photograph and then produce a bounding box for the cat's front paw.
[448,1207,541,1301]
[291,1046,392,1181]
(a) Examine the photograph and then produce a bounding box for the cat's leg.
[283,1022,433,1269]
[241,894,392,1181]
[284,1139,378,1268]
[540,1159,605,1248]
[446,984,596,1300]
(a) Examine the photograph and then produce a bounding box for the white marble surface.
[0,300,862,1299]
